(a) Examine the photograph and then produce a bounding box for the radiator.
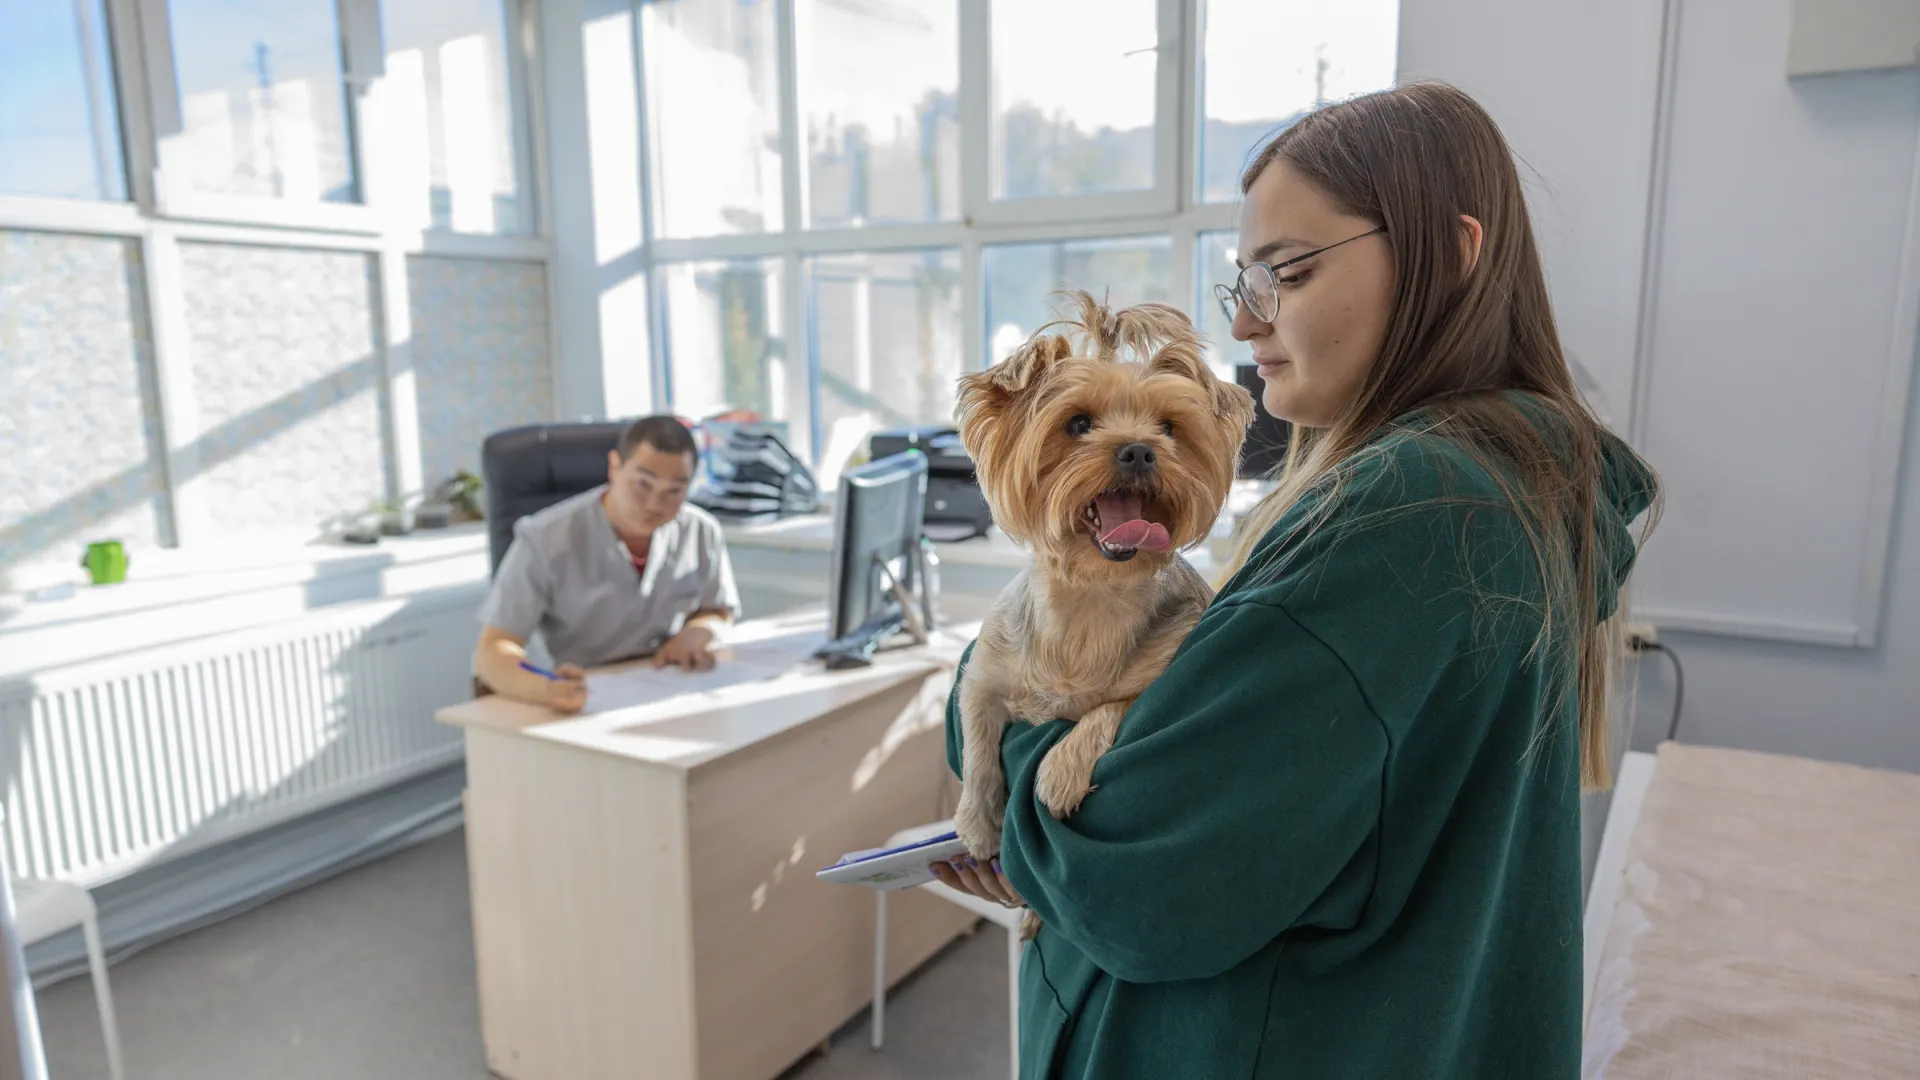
[0,589,480,886]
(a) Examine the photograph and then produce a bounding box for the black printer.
[868,426,992,541]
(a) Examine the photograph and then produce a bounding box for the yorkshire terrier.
[950,293,1253,904]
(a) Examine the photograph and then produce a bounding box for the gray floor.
[36,830,1007,1080]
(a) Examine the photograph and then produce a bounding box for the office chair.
[480,422,627,578]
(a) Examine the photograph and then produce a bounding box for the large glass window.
[1196,229,1240,378]
[661,258,791,429]
[799,0,959,228]
[379,0,529,234]
[167,0,359,203]
[807,248,963,478]
[1197,0,1398,203]
[984,237,1172,363]
[0,0,126,201]
[991,0,1158,201]
[642,0,783,238]
[637,1,1397,464]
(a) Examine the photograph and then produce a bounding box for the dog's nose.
[1115,442,1157,474]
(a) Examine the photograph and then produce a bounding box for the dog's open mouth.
[1079,487,1171,562]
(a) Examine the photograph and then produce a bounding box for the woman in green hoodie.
[931,82,1660,1078]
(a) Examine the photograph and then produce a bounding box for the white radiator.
[0,589,480,886]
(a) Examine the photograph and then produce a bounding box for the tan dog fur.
[951,293,1254,924]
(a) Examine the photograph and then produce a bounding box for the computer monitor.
[826,451,929,641]
[1234,363,1293,479]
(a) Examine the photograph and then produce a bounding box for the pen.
[519,660,565,680]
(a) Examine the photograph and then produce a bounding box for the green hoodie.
[945,403,1656,1079]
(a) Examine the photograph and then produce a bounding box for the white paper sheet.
[583,660,778,713]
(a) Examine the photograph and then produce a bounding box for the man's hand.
[543,663,588,713]
[653,624,717,671]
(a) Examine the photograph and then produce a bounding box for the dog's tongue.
[1095,492,1171,552]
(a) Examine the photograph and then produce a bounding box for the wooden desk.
[438,612,978,1080]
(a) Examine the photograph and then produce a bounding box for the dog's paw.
[953,796,1002,859]
[1034,747,1096,820]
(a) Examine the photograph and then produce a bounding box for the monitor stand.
[814,548,940,669]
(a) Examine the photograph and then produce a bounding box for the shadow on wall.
[0,350,390,567]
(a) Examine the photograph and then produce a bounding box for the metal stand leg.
[1005,928,1021,1079]
[871,890,888,1051]
[82,914,123,1080]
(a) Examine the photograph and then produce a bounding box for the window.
[378,0,530,234]
[0,0,552,567]
[1196,229,1238,378]
[1197,0,1398,203]
[807,249,963,470]
[984,236,1172,363]
[642,0,783,238]
[661,258,790,427]
[991,0,1158,201]
[798,0,959,228]
[633,0,1396,466]
[166,0,359,203]
[0,0,126,201]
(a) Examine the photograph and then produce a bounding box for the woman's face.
[1230,160,1395,427]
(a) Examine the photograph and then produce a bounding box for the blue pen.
[519,660,563,680]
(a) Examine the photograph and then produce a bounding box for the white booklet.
[815,829,969,891]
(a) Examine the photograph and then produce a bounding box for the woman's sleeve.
[948,597,1391,985]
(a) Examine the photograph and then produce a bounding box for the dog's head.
[956,292,1254,580]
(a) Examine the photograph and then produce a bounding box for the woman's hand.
[930,856,1025,908]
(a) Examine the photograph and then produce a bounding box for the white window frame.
[0,0,558,556]
[637,0,1240,466]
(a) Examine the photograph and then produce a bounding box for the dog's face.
[956,295,1254,582]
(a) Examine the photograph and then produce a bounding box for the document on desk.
[584,661,778,713]
[581,633,828,712]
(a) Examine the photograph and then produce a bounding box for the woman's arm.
[945,599,1390,984]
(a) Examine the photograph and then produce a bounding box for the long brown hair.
[1228,83,1659,790]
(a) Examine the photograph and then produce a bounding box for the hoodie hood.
[1499,389,1656,623]
[1593,429,1657,623]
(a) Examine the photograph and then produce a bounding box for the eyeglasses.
[1214,225,1387,324]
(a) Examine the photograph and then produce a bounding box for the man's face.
[605,443,694,536]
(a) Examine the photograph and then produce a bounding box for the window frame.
[126,0,541,237]
[0,0,556,557]
[639,0,1253,466]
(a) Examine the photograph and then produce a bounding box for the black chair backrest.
[481,422,626,577]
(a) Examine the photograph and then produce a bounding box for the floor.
[35,830,1008,1080]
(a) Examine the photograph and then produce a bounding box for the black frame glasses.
[1214,225,1387,324]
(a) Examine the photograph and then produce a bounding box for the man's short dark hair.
[617,415,697,464]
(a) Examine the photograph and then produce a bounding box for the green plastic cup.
[82,540,128,585]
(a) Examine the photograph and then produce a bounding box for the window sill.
[0,526,490,679]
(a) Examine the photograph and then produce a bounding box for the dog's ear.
[984,332,1071,395]
[954,333,1069,466]
[1213,376,1256,435]
[955,334,1071,544]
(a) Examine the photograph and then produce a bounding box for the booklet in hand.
[815,829,968,891]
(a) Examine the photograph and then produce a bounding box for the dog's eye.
[1160,419,1175,438]
[1065,413,1093,437]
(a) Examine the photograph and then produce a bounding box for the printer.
[867,426,993,541]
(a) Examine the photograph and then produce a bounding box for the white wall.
[1402,0,1920,773]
